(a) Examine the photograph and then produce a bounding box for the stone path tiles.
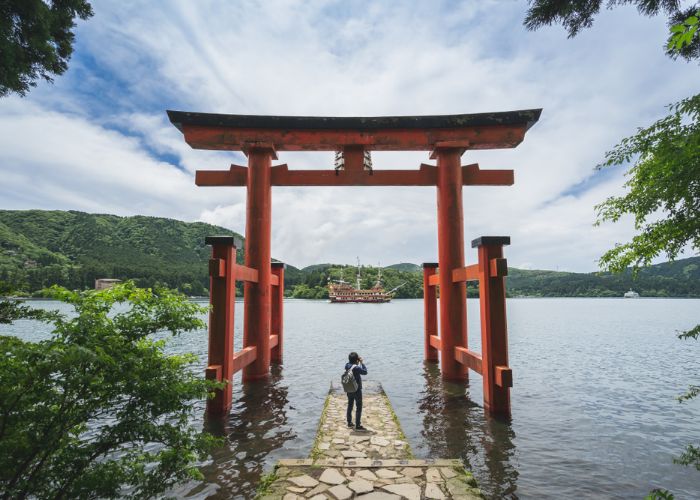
[262,464,481,500]
[313,392,412,461]
[257,387,483,499]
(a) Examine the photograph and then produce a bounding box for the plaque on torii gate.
[168,109,541,416]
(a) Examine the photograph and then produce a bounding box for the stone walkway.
[313,390,411,461]
[257,385,483,499]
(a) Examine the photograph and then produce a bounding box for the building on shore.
[95,279,121,290]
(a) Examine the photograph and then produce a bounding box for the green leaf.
[0,283,217,498]
[645,489,675,500]
[678,324,700,341]
[596,94,700,274]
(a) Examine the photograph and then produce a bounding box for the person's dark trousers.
[346,389,363,427]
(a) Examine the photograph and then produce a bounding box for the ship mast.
[356,257,361,290]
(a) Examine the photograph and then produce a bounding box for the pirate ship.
[328,259,405,303]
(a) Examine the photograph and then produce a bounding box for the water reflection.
[199,365,294,499]
[417,362,519,499]
[482,413,518,498]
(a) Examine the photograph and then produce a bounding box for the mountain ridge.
[1,210,698,298]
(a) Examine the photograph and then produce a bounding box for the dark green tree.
[524,1,700,61]
[0,0,93,97]
[0,283,221,499]
[594,94,700,273]
[667,8,699,60]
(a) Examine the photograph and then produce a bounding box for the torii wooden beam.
[167,109,541,152]
[195,163,515,187]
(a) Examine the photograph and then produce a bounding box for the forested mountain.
[0,210,243,295]
[1,210,698,298]
[385,263,422,273]
[507,260,700,297]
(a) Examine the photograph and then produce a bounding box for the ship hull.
[328,283,393,303]
[329,296,392,303]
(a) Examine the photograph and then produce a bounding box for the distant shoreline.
[4,295,698,301]
[2,210,697,300]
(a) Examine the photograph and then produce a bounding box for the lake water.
[3,298,699,499]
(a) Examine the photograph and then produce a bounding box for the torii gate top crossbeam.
[167,109,542,187]
[167,109,542,151]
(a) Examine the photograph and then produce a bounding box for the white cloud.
[0,99,236,220]
[0,1,697,271]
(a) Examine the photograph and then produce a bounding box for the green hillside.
[0,210,242,295]
[1,210,698,298]
[506,260,700,297]
[385,263,422,273]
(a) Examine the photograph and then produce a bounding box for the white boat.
[623,289,640,298]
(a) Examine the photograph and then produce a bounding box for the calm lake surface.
[4,298,699,499]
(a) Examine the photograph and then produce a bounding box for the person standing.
[345,352,368,430]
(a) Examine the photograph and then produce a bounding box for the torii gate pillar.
[243,146,274,381]
[435,148,468,381]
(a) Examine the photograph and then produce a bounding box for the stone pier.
[257,384,482,499]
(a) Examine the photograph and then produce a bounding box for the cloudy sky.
[1,1,697,271]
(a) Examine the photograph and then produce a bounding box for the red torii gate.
[168,109,541,417]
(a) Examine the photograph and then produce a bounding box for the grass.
[254,468,279,499]
[310,392,332,462]
[452,465,479,488]
[381,391,415,459]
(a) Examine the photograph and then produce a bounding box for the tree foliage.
[0,0,93,97]
[674,443,700,470]
[0,298,57,324]
[667,8,700,60]
[646,489,676,500]
[524,0,700,61]
[594,94,700,273]
[0,283,220,499]
[673,323,700,473]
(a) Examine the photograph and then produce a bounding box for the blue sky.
[0,0,697,271]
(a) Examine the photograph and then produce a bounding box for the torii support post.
[271,262,285,364]
[243,146,275,382]
[435,148,468,381]
[474,236,512,416]
[422,263,439,362]
[204,235,240,416]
